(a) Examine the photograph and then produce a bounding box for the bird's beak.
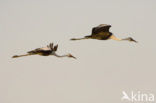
[126,37,138,43]
[69,54,77,59]
[131,38,138,43]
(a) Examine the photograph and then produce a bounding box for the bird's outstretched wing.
[27,43,53,54]
[27,43,58,54]
[91,24,111,35]
[49,43,54,50]
[27,47,51,54]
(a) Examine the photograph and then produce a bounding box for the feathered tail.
[12,54,32,58]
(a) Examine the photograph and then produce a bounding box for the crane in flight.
[12,43,76,59]
[70,24,137,43]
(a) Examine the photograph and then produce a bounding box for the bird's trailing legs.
[12,54,33,58]
[70,37,90,41]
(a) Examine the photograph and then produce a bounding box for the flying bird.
[12,43,76,59]
[70,24,137,43]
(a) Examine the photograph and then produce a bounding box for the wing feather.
[27,43,57,55]
[54,44,58,51]
[91,24,111,35]
[49,43,54,50]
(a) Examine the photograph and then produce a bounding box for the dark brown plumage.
[26,43,57,56]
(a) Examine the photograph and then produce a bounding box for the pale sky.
[0,0,156,103]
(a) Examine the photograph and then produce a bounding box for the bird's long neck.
[110,35,136,42]
[53,53,67,58]
[109,35,122,41]
[121,37,131,41]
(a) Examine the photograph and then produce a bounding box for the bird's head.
[123,37,138,43]
[67,53,76,59]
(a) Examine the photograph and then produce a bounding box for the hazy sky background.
[0,0,156,103]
